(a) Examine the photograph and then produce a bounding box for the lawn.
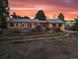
[0,32,78,59]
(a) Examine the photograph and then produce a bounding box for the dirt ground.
[0,33,78,59]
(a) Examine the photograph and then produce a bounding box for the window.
[21,23,25,27]
[43,24,46,27]
[22,24,24,27]
[59,23,62,26]
[30,24,32,28]
[10,23,14,27]
[16,23,18,26]
[53,23,56,26]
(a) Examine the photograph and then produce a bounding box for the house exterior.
[7,18,65,32]
[48,19,65,31]
[65,21,76,30]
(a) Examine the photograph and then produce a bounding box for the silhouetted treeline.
[11,12,30,19]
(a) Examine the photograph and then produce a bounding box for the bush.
[72,19,78,31]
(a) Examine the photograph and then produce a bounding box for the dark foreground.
[0,33,78,59]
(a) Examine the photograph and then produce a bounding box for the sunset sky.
[9,0,78,20]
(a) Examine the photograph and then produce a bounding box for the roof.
[8,19,32,23]
[7,19,47,23]
[7,18,64,23]
[47,19,64,23]
[32,19,47,23]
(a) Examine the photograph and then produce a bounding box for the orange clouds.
[10,9,77,20]
[9,0,78,20]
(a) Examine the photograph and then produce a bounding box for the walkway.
[0,32,69,44]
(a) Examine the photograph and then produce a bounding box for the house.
[47,19,65,31]
[7,18,65,32]
[65,21,75,30]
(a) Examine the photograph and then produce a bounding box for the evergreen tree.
[11,12,17,18]
[58,13,65,21]
[72,18,78,31]
[34,10,46,20]
[0,0,9,28]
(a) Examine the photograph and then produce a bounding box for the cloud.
[10,5,57,10]
[9,0,78,20]
[9,0,78,9]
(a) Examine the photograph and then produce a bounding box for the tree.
[0,0,9,28]
[72,18,78,31]
[24,16,30,19]
[17,16,30,19]
[34,10,46,20]
[11,12,17,18]
[58,13,65,21]
[17,15,22,19]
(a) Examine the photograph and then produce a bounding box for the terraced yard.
[0,31,78,59]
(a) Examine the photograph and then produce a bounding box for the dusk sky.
[9,0,78,20]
